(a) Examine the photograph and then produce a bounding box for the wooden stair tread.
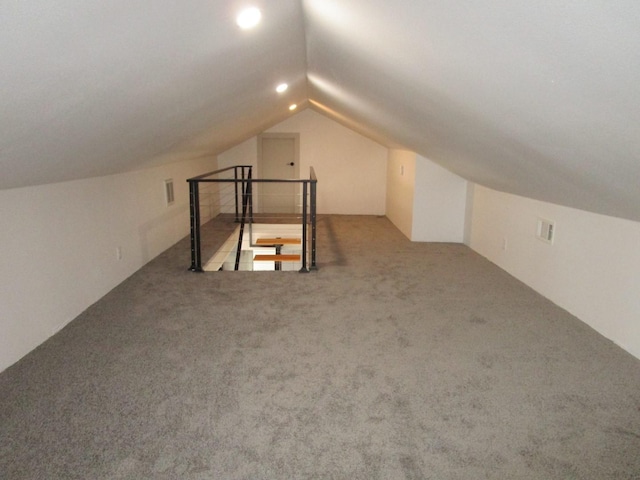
[254,254,301,262]
[255,237,301,245]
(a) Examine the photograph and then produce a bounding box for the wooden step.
[255,237,301,245]
[253,254,301,262]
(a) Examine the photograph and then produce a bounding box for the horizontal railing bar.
[187,178,314,184]
[190,166,316,183]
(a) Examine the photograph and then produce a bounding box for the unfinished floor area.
[1,215,639,479]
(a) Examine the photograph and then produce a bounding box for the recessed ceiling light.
[276,83,288,93]
[236,7,261,30]
[289,104,297,111]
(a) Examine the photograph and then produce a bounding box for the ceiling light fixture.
[276,83,288,93]
[289,104,297,111]
[236,7,261,30]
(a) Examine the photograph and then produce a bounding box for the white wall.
[463,183,475,245]
[385,150,467,242]
[469,185,640,359]
[218,137,257,170]
[412,155,467,242]
[385,149,416,238]
[0,156,217,372]
[219,108,388,215]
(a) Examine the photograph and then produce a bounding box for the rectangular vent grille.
[165,179,175,206]
[536,218,555,244]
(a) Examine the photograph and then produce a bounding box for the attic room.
[1,1,639,478]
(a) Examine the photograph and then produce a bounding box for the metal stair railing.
[187,165,316,272]
[234,169,253,270]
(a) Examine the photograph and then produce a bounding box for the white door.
[258,133,300,214]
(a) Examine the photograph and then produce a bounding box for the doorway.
[258,133,300,214]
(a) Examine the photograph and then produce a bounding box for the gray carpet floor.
[1,215,639,479]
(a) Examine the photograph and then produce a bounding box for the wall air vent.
[164,179,175,206]
[536,218,555,244]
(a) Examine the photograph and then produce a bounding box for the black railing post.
[235,170,252,271]
[234,167,240,222]
[310,176,317,270]
[299,181,309,273]
[188,180,203,272]
[248,175,253,212]
[247,167,254,222]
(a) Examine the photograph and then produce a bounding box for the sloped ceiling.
[2,1,639,221]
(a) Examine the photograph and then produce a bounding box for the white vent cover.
[164,179,175,206]
[536,218,555,244]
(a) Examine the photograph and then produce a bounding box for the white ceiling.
[2,0,639,221]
